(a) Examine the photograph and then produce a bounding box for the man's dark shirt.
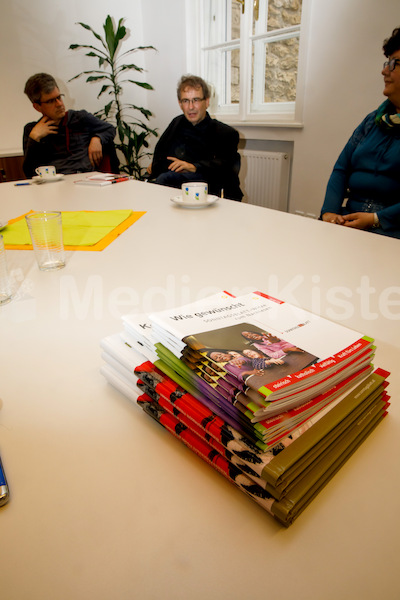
[151,113,242,200]
[23,110,116,178]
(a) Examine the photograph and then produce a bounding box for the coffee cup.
[35,165,57,179]
[181,182,208,203]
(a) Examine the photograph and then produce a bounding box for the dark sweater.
[23,110,116,178]
[151,113,242,200]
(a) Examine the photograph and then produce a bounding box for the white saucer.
[0,220,8,231]
[32,174,65,184]
[170,195,219,209]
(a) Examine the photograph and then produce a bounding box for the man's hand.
[29,116,59,142]
[88,136,103,167]
[341,212,375,230]
[167,156,196,173]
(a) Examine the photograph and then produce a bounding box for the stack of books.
[100,291,390,526]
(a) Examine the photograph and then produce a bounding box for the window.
[186,0,307,125]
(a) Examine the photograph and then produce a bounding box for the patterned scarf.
[375,99,400,130]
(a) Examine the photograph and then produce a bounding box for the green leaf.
[116,64,144,74]
[114,19,127,49]
[124,103,153,119]
[104,15,126,60]
[68,70,111,84]
[86,75,109,82]
[103,15,115,58]
[97,85,112,99]
[103,101,114,117]
[77,22,91,31]
[76,21,105,48]
[75,69,110,75]
[124,80,154,90]
[68,73,85,82]
[69,43,108,58]
[120,45,157,56]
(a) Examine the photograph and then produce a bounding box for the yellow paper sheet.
[3,210,146,251]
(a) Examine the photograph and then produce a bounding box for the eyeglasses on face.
[179,97,205,106]
[383,58,400,71]
[39,94,65,105]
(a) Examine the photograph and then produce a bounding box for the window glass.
[251,36,299,107]
[231,0,241,40]
[203,0,240,45]
[253,0,303,34]
[194,0,305,122]
[205,47,240,108]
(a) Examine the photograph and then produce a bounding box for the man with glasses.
[22,73,116,178]
[148,75,242,201]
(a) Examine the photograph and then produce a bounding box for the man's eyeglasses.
[383,58,400,71]
[39,94,65,105]
[179,97,205,106]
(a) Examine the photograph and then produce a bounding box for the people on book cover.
[206,349,285,383]
[241,330,305,359]
[205,350,269,381]
[184,322,318,391]
[242,349,285,370]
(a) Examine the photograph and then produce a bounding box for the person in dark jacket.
[22,73,116,178]
[320,28,400,239]
[148,75,243,201]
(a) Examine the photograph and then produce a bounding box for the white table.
[1,175,399,600]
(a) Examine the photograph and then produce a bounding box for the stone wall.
[230,0,302,104]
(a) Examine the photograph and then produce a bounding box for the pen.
[14,182,31,186]
[111,177,130,184]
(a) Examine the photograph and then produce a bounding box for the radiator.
[239,150,290,211]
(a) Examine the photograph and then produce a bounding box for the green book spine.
[264,391,384,498]
[264,385,384,498]
[271,404,387,526]
[261,372,387,486]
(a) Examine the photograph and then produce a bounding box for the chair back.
[99,142,120,174]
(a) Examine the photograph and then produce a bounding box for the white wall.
[285,0,396,216]
[0,0,149,153]
[141,0,187,143]
[0,0,397,217]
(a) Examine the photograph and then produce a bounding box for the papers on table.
[74,174,131,186]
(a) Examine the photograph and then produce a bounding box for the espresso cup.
[181,182,208,203]
[35,165,57,179]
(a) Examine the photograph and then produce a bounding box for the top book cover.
[149,291,373,401]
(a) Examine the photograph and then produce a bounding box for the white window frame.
[185,0,310,127]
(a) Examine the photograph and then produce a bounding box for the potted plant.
[69,15,157,179]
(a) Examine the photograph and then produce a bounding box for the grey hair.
[177,75,210,101]
[24,73,58,104]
